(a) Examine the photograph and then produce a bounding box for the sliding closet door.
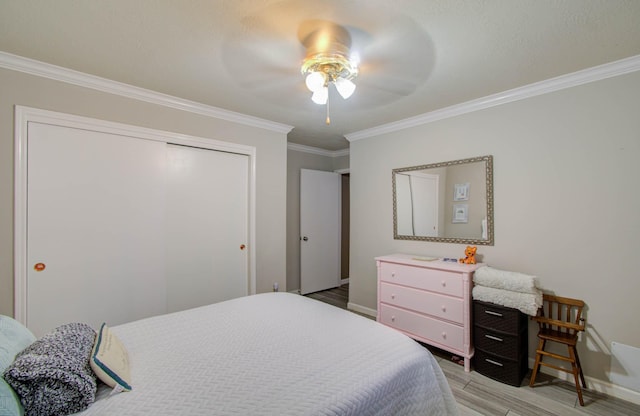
[27,122,167,337]
[165,145,249,313]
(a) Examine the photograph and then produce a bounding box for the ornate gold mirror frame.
[392,155,494,245]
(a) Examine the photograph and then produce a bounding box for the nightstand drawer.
[474,300,527,333]
[474,325,526,361]
[379,304,464,351]
[380,282,463,323]
[379,262,462,297]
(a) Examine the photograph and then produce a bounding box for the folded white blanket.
[472,285,542,316]
[474,266,539,294]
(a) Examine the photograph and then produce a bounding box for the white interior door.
[395,174,414,235]
[166,145,249,312]
[300,169,341,295]
[410,174,439,237]
[395,173,438,236]
[27,122,168,336]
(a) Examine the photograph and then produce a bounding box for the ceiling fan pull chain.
[326,94,331,125]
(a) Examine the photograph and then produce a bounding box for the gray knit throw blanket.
[3,322,97,416]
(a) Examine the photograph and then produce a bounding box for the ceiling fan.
[220,1,434,126]
[299,21,359,124]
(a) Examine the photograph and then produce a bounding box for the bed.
[2,293,458,415]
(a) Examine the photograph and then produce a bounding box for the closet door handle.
[484,310,503,317]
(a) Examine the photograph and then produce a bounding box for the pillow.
[90,323,132,392]
[3,322,97,416]
[0,378,24,416]
[0,315,36,416]
[0,315,37,371]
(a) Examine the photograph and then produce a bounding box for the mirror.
[392,155,494,245]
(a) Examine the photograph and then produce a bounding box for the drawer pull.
[391,315,396,322]
[441,332,446,339]
[391,272,396,277]
[441,280,446,287]
[391,294,396,300]
[484,310,503,317]
[441,305,446,312]
[485,334,504,342]
[485,358,504,367]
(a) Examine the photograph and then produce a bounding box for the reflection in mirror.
[392,155,493,245]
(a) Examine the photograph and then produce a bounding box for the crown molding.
[287,142,349,157]
[0,51,294,134]
[345,54,640,142]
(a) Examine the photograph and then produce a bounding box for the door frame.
[14,105,257,324]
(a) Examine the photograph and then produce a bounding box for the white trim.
[334,168,350,174]
[3,51,638,146]
[331,148,350,158]
[287,142,349,157]
[528,358,640,405]
[345,54,640,142]
[13,108,28,324]
[14,105,258,323]
[0,51,293,135]
[347,302,377,318]
[340,278,349,285]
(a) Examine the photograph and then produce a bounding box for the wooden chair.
[529,294,587,406]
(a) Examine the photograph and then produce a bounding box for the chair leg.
[568,345,585,406]
[574,348,587,388]
[529,338,546,387]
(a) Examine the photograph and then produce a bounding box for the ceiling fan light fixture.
[334,77,356,99]
[311,86,328,104]
[305,71,326,92]
[300,23,358,108]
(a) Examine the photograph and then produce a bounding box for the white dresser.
[376,254,482,372]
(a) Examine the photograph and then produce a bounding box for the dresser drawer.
[474,349,528,387]
[379,262,462,297]
[380,282,464,323]
[474,300,527,333]
[379,304,464,351]
[473,325,526,361]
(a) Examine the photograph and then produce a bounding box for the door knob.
[302,236,308,241]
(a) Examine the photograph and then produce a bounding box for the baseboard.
[341,278,349,285]
[347,302,377,318]
[528,358,640,405]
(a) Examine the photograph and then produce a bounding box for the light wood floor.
[306,284,640,416]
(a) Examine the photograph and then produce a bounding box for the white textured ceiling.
[1,0,639,150]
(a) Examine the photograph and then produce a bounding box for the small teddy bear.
[459,245,477,264]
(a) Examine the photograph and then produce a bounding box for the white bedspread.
[77,293,458,415]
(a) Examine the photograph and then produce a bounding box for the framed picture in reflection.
[454,183,469,201]
[452,204,468,223]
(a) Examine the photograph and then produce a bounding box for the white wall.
[0,67,288,316]
[349,70,640,386]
